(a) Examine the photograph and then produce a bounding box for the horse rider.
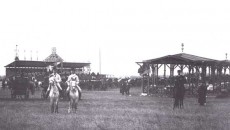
[47,67,62,94]
[66,68,82,100]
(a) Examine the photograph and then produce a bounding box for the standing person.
[198,81,207,106]
[2,78,6,90]
[66,68,82,100]
[173,70,187,109]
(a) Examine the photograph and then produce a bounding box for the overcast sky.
[0,0,230,77]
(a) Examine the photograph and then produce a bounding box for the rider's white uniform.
[66,74,81,92]
[47,73,62,91]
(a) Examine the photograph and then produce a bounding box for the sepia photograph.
[0,0,230,130]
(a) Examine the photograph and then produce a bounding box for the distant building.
[5,47,91,78]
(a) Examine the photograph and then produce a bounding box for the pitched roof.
[5,60,90,68]
[143,53,218,65]
[5,60,53,68]
[44,53,64,62]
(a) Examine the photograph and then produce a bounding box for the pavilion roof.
[142,53,218,65]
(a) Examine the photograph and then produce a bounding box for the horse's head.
[49,77,56,86]
[70,87,77,93]
[70,81,78,87]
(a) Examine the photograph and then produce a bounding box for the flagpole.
[99,48,101,74]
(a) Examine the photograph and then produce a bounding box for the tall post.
[153,64,156,86]
[188,65,191,88]
[209,66,211,76]
[164,64,166,78]
[180,65,184,72]
[201,65,206,83]
[142,74,144,93]
[156,64,159,85]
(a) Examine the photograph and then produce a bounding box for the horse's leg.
[179,98,181,109]
[68,101,70,113]
[68,100,72,113]
[180,98,183,109]
[54,98,56,113]
[72,99,74,113]
[54,98,57,113]
[181,98,184,108]
[73,99,76,113]
[173,97,179,109]
[50,98,54,113]
[79,91,81,100]
[173,98,176,109]
[75,97,78,113]
[55,98,59,113]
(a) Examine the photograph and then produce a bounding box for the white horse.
[68,80,79,113]
[47,77,62,113]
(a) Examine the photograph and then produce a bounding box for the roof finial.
[24,50,26,60]
[36,50,38,61]
[30,50,32,61]
[15,45,19,61]
[16,45,18,57]
[52,47,56,54]
[181,43,184,53]
[226,53,228,60]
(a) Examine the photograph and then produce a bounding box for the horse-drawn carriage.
[9,76,30,99]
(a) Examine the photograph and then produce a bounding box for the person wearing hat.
[48,66,62,93]
[173,70,187,109]
[66,68,82,100]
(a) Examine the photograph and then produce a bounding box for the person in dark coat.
[173,70,187,109]
[2,78,6,89]
[198,81,207,106]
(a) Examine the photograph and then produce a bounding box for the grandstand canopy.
[140,53,219,66]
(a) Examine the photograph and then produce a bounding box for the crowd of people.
[2,67,220,109]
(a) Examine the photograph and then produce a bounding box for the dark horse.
[120,79,131,96]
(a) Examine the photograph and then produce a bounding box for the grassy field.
[0,87,230,130]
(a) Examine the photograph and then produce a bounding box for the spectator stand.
[137,53,230,97]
